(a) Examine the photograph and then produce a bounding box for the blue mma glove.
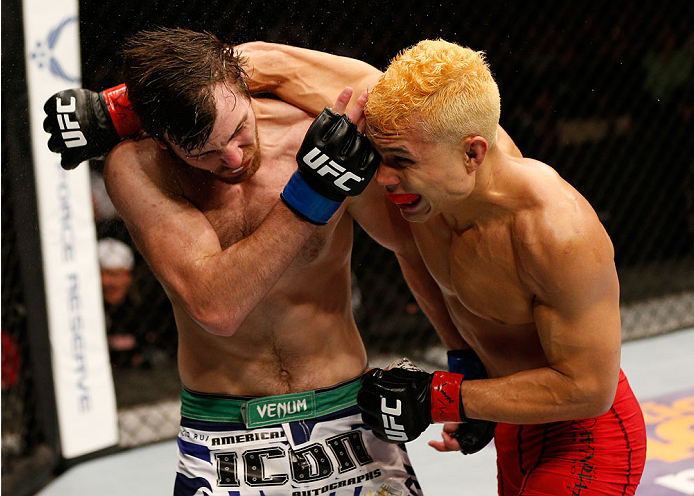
[447,349,497,455]
[281,107,379,225]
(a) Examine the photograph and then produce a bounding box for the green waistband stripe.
[181,378,362,427]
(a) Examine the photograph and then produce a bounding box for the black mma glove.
[281,107,379,225]
[43,84,140,170]
[447,350,496,454]
[357,358,465,443]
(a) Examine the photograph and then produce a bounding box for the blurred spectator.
[98,237,142,368]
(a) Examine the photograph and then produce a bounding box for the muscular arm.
[462,208,621,423]
[237,42,511,348]
[237,41,382,116]
[239,41,519,157]
[348,183,464,350]
[397,250,467,350]
[104,141,315,337]
[242,42,467,346]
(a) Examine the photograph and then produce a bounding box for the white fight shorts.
[174,376,423,495]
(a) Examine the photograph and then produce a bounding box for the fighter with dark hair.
[44,28,439,495]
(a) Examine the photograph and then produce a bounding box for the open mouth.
[387,193,422,209]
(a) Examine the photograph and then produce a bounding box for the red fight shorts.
[495,370,646,496]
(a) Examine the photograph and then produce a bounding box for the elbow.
[161,255,251,336]
[189,300,243,337]
[590,385,617,418]
[175,286,243,337]
[573,379,617,419]
[236,41,273,56]
[243,41,275,50]
[239,43,287,81]
[579,396,612,419]
[552,368,617,419]
[590,370,619,417]
[191,307,242,337]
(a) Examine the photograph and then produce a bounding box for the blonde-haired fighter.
[358,40,647,496]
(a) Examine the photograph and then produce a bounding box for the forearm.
[461,366,616,424]
[238,41,382,115]
[174,100,375,334]
[166,203,315,336]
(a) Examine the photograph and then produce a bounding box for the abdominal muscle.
[175,263,368,397]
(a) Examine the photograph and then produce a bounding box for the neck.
[441,146,508,233]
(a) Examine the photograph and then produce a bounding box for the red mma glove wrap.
[430,371,465,423]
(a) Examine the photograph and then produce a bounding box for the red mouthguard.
[387,193,421,205]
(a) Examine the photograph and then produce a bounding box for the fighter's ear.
[463,136,488,173]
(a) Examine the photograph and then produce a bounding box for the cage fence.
[2,0,693,492]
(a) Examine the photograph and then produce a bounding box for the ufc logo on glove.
[281,107,379,225]
[380,398,408,441]
[54,97,88,148]
[43,85,138,170]
[301,147,364,192]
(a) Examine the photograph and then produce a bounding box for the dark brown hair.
[122,27,249,152]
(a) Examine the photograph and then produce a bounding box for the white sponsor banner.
[22,1,119,458]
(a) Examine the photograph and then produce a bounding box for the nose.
[375,163,400,187]
[220,143,244,168]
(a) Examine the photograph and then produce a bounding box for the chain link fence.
[3,0,694,492]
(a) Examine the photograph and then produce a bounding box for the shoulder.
[105,138,157,177]
[104,138,182,203]
[510,161,615,296]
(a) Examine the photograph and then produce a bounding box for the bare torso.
[224,42,622,423]
[412,216,544,378]
[411,155,614,379]
[113,97,367,396]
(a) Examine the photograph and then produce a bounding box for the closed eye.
[228,119,246,142]
[386,156,414,169]
[186,150,214,160]
[186,115,248,159]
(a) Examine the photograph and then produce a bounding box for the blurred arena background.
[2,1,693,494]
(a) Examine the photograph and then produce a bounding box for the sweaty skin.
[242,42,624,449]
[372,126,622,450]
[103,48,434,397]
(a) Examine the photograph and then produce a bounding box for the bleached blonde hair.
[365,39,500,147]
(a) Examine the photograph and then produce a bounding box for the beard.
[216,149,261,184]
[214,127,262,184]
